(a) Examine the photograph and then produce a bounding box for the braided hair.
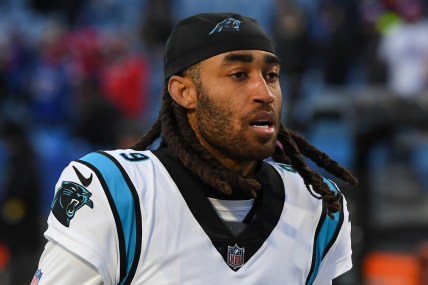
[132,65,358,215]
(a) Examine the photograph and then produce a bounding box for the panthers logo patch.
[209,17,242,35]
[51,181,94,227]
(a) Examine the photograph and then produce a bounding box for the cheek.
[273,90,282,107]
[276,99,283,116]
[198,100,241,139]
[225,103,247,130]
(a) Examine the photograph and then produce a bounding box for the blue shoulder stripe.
[77,151,142,285]
[305,178,344,285]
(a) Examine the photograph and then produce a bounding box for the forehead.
[202,50,280,67]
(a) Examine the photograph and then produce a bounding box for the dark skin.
[168,50,282,177]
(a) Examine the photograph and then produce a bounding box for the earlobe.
[168,75,197,109]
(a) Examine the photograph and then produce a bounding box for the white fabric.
[43,162,120,284]
[34,149,352,284]
[35,241,333,285]
[312,197,352,285]
[36,241,103,285]
[207,198,254,222]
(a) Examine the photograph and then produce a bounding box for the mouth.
[66,199,79,217]
[249,112,275,134]
[250,121,273,128]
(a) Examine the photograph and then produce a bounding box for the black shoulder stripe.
[76,158,128,282]
[305,179,345,285]
[322,194,344,259]
[77,150,142,285]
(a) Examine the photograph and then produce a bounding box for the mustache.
[243,106,280,121]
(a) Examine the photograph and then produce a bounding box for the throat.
[219,157,262,178]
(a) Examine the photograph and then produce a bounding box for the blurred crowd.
[0,0,428,284]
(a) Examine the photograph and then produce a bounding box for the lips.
[249,111,276,134]
[250,111,274,127]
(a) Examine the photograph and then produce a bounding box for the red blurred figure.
[99,32,149,119]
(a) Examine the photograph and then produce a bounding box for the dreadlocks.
[132,65,358,216]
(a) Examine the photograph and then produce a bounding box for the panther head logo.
[51,181,94,227]
[209,17,243,35]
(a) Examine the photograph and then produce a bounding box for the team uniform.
[34,147,352,285]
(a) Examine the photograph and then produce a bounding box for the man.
[32,13,357,285]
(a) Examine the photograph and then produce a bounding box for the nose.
[250,73,276,105]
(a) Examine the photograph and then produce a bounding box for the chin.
[245,144,276,161]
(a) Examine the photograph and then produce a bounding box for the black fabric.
[153,147,285,271]
[164,12,276,79]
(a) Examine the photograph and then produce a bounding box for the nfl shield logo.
[227,244,245,269]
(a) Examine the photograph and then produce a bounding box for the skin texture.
[168,50,282,176]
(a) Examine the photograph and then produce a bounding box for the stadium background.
[0,0,428,284]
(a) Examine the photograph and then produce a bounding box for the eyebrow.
[264,54,281,65]
[221,53,281,65]
[222,53,253,64]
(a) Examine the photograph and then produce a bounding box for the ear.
[168,75,197,109]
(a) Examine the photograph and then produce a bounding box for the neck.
[205,145,261,176]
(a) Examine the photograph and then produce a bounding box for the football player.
[32,12,357,285]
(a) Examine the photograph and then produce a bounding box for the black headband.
[164,13,276,80]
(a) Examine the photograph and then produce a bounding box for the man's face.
[190,50,282,163]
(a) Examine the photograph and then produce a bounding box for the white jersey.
[36,148,352,285]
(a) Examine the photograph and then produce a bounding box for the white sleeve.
[43,161,121,284]
[35,241,103,285]
[312,196,353,285]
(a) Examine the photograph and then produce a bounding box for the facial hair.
[195,85,279,162]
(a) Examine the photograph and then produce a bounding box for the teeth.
[253,124,269,128]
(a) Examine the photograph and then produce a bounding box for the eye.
[265,71,279,83]
[230,72,247,80]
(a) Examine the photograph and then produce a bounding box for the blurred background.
[0,0,427,284]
